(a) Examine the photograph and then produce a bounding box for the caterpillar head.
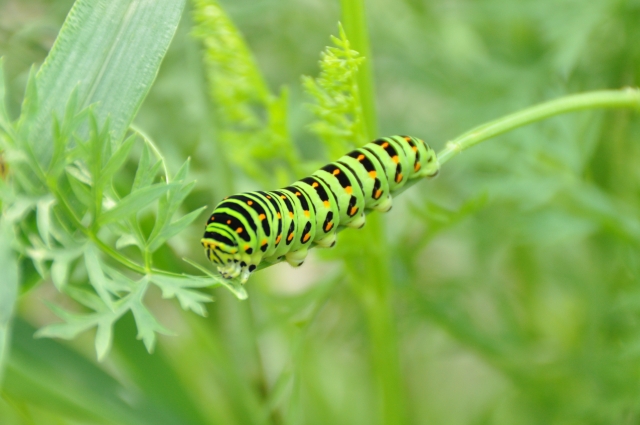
[202,214,256,283]
[201,235,241,278]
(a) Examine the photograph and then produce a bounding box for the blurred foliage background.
[2,0,640,424]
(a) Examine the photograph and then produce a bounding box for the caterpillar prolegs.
[201,135,440,283]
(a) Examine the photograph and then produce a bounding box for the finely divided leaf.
[148,206,207,253]
[97,182,175,226]
[130,298,173,353]
[150,274,214,316]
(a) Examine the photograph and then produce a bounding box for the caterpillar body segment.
[202,135,439,283]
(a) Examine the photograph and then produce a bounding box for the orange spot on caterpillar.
[236,227,243,233]
[230,248,237,253]
[414,163,421,171]
[403,136,411,141]
[332,169,340,176]
[227,220,231,224]
[280,195,286,199]
[312,182,319,188]
[350,206,358,216]
[325,222,333,231]
[247,200,253,205]
[289,211,294,219]
[287,233,294,242]
[259,214,266,220]
[381,142,389,148]
[395,173,403,183]
[392,155,399,164]
[277,212,282,219]
[412,146,418,152]
[368,171,377,179]
[304,210,310,217]
[375,189,382,199]
[261,239,267,246]
[357,154,365,161]
[323,201,330,208]
[266,195,272,199]
[345,186,352,194]
[295,192,301,196]
[244,244,250,251]
[276,235,282,244]
[303,233,310,242]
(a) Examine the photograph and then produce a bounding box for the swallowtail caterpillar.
[202,135,440,283]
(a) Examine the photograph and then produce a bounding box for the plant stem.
[340,0,377,137]
[437,88,640,165]
[341,1,407,424]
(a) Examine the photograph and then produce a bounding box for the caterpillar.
[202,135,440,283]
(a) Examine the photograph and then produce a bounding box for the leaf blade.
[27,0,186,163]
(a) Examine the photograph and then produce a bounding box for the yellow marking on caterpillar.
[304,210,310,217]
[392,155,399,164]
[275,235,282,244]
[357,154,365,161]
[345,186,352,194]
[303,233,310,242]
[312,182,319,188]
[325,222,333,231]
[277,212,282,219]
[259,214,266,220]
[236,227,243,233]
[287,233,294,242]
[395,173,403,183]
[332,169,340,176]
[414,163,421,171]
[289,211,294,218]
[323,201,330,208]
[368,171,377,178]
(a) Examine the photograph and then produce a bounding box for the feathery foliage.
[303,24,367,157]
[0,0,239,361]
[192,0,300,186]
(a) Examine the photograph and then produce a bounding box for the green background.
[2,0,640,424]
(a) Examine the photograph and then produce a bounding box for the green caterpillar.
[202,135,440,283]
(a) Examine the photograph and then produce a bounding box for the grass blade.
[25,0,186,163]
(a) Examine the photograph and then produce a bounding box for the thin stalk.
[340,1,407,424]
[340,0,377,137]
[437,88,640,165]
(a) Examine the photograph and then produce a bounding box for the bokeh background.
[2,0,640,424]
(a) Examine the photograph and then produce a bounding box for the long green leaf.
[25,0,186,164]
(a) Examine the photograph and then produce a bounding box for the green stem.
[437,88,640,165]
[341,1,406,424]
[341,0,377,137]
